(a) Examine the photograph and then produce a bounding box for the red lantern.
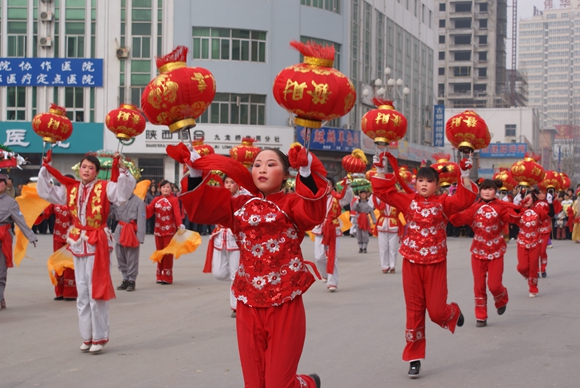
[445,110,491,154]
[105,104,146,140]
[365,167,377,181]
[32,103,73,143]
[361,98,408,145]
[230,137,260,168]
[431,153,459,188]
[191,137,214,157]
[559,172,571,190]
[493,168,517,192]
[272,41,356,129]
[539,170,561,191]
[510,153,546,187]
[342,149,367,174]
[141,46,216,133]
[399,166,414,184]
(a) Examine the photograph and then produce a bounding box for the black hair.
[158,179,171,189]
[416,166,440,183]
[64,174,75,180]
[80,155,101,172]
[480,179,501,191]
[528,186,541,203]
[256,148,290,173]
[327,176,336,187]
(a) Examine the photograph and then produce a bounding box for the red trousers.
[236,296,317,388]
[539,233,549,273]
[53,240,77,299]
[471,256,508,321]
[402,259,462,361]
[155,235,174,284]
[517,244,540,294]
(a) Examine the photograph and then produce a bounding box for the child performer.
[352,189,375,253]
[449,179,515,327]
[204,176,243,317]
[146,180,185,284]
[349,193,359,238]
[169,142,327,388]
[312,177,353,292]
[510,187,551,297]
[0,173,38,309]
[111,193,146,292]
[49,179,78,301]
[536,189,555,278]
[373,195,401,273]
[37,152,135,353]
[371,152,477,378]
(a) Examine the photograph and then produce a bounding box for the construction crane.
[510,0,517,107]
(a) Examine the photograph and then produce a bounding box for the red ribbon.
[118,220,139,248]
[0,225,13,268]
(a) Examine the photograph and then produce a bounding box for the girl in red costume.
[371,152,478,378]
[449,179,516,327]
[168,142,327,388]
[535,188,555,277]
[510,187,551,297]
[146,180,184,284]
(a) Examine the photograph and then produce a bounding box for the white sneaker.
[321,277,327,283]
[89,344,104,353]
[327,285,337,292]
[529,293,537,298]
[80,343,91,352]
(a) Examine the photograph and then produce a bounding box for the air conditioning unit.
[116,47,130,59]
[39,37,53,47]
[40,11,54,21]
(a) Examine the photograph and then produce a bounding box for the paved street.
[2,232,580,388]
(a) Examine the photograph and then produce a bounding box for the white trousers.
[212,248,240,310]
[378,231,399,270]
[314,235,340,287]
[74,255,110,344]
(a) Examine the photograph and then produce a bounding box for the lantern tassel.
[289,40,335,60]
[155,45,188,68]
[370,97,394,107]
[351,149,368,164]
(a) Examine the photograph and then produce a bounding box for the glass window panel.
[232,39,240,60]
[65,9,86,20]
[193,27,210,37]
[131,73,151,85]
[214,93,228,102]
[230,105,239,124]
[211,39,220,59]
[65,88,74,107]
[132,37,141,57]
[201,39,209,58]
[241,41,249,61]
[220,104,229,123]
[158,23,162,35]
[250,105,257,125]
[131,88,142,106]
[142,37,151,57]
[232,29,250,39]
[157,37,162,57]
[240,95,249,103]
[66,0,85,6]
[66,37,76,57]
[210,102,220,123]
[251,41,258,62]
[132,60,150,72]
[221,39,229,60]
[7,88,16,107]
[7,22,26,34]
[16,111,25,120]
[251,95,265,103]
[193,38,201,58]
[75,88,84,107]
[240,105,248,124]
[258,105,265,125]
[259,42,266,62]
[7,8,27,19]
[132,9,151,21]
[121,9,126,21]
[132,22,151,35]
[66,22,85,34]
[8,0,28,6]
[212,28,229,37]
[132,0,152,6]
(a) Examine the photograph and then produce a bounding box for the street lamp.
[365,67,410,100]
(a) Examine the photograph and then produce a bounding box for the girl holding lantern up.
[167,141,328,388]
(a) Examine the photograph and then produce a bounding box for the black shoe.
[117,280,129,290]
[231,310,236,318]
[309,374,321,388]
[497,305,507,315]
[408,361,421,378]
[541,272,547,278]
[363,248,367,253]
[358,248,363,253]
[64,297,76,301]
[126,281,135,292]
[457,311,464,327]
[54,296,64,301]
[476,320,487,327]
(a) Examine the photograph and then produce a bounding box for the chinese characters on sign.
[295,126,360,152]
[0,58,103,87]
[479,143,527,158]
[433,104,445,147]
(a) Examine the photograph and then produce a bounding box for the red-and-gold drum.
[105,104,146,140]
[342,149,367,174]
[141,46,216,133]
[431,153,459,188]
[32,103,73,143]
[272,41,356,129]
[230,137,260,168]
[361,98,407,145]
[510,153,546,187]
[445,110,491,154]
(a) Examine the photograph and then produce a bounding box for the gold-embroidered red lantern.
[105,104,146,140]
[141,46,216,133]
[342,149,367,174]
[431,153,459,188]
[539,170,561,191]
[32,103,73,143]
[272,41,356,129]
[493,168,518,192]
[445,110,491,154]
[365,167,377,180]
[399,166,414,184]
[559,172,571,191]
[191,137,214,157]
[510,153,546,187]
[361,98,407,145]
[230,137,260,168]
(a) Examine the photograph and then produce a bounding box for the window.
[480,19,488,29]
[197,93,266,125]
[478,51,487,61]
[454,51,471,61]
[7,87,26,121]
[453,66,471,76]
[455,19,471,28]
[478,68,487,77]
[300,0,340,14]
[439,35,445,43]
[439,19,446,28]
[480,3,488,12]
[505,124,516,137]
[192,27,266,63]
[438,83,445,97]
[439,51,445,60]
[474,84,487,96]
[139,157,165,183]
[455,35,471,45]
[455,3,472,12]
[64,88,84,122]
[438,67,445,75]
[439,3,445,11]
[479,35,488,45]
